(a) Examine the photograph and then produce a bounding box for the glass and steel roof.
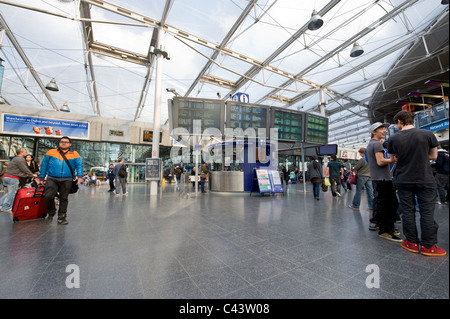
[0,0,448,149]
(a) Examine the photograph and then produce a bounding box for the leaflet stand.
[250,168,273,197]
[268,170,284,196]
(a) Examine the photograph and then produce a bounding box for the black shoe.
[58,217,68,225]
[46,215,54,223]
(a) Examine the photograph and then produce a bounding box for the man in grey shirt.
[366,122,399,242]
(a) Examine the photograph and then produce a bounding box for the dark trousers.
[371,180,398,234]
[396,183,439,248]
[200,177,206,192]
[109,177,115,191]
[329,177,341,196]
[45,178,72,218]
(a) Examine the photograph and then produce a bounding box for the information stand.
[145,158,161,181]
[250,169,284,196]
[268,170,284,194]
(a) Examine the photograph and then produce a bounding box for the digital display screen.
[271,108,304,141]
[317,144,337,155]
[226,102,269,137]
[305,114,328,144]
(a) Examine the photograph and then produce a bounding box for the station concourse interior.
[0,0,449,300]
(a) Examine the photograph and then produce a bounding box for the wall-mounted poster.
[1,113,89,139]
[145,158,161,181]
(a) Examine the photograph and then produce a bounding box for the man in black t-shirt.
[388,111,446,257]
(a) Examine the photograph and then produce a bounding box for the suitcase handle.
[32,185,45,197]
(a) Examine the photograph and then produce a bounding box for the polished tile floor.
[0,181,448,299]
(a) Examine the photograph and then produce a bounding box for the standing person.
[0,162,8,191]
[25,154,40,174]
[107,163,116,192]
[366,123,400,242]
[0,148,36,213]
[174,166,183,191]
[349,148,374,214]
[327,155,343,198]
[38,137,83,225]
[307,156,323,200]
[114,158,128,196]
[431,145,449,205]
[342,159,352,191]
[388,111,446,256]
[200,162,209,193]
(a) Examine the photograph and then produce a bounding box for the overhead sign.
[232,93,250,103]
[1,113,89,139]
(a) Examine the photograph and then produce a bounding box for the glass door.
[127,163,146,183]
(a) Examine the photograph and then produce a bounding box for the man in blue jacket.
[39,136,83,225]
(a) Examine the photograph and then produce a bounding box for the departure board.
[305,114,328,144]
[226,102,269,137]
[271,108,304,142]
[172,97,224,134]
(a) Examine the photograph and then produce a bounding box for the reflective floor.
[0,182,448,299]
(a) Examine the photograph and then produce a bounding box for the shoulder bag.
[59,151,79,194]
[346,169,358,185]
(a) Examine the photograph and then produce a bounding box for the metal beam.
[185,0,258,97]
[0,12,59,111]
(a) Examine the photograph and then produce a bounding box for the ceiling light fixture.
[308,10,324,31]
[60,102,70,112]
[45,78,59,92]
[441,0,449,5]
[350,42,364,57]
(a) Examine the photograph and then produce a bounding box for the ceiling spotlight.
[350,42,364,58]
[60,102,70,112]
[442,0,449,4]
[307,10,323,31]
[45,78,59,92]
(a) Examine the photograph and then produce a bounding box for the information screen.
[173,97,224,134]
[305,114,328,144]
[271,108,304,142]
[226,102,269,137]
[145,158,161,181]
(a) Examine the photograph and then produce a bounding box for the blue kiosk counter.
[207,140,277,192]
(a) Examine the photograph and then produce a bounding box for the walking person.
[342,159,352,191]
[327,155,343,198]
[114,158,128,196]
[0,148,37,213]
[366,123,400,242]
[348,148,374,214]
[388,111,446,256]
[38,137,83,225]
[107,163,116,192]
[307,156,323,200]
[431,144,449,205]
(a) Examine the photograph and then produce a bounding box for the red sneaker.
[421,245,447,257]
[401,240,419,254]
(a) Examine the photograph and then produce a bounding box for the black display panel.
[226,102,269,137]
[172,97,225,134]
[317,144,337,155]
[305,114,328,144]
[271,107,304,142]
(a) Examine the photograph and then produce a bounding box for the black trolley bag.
[12,183,47,223]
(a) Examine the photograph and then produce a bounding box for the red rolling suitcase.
[12,186,47,223]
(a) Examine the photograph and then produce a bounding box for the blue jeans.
[312,182,320,198]
[396,183,439,248]
[352,176,373,209]
[0,177,20,210]
[115,177,127,194]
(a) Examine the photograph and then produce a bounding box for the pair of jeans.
[200,177,206,192]
[396,183,439,248]
[115,177,127,194]
[329,177,341,197]
[0,177,20,210]
[312,182,320,198]
[352,176,373,209]
[435,173,449,203]
[371,180,398,234]
[44,178,72,218]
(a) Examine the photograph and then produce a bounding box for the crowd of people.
[304,111,448,256]
[0,111,448,257]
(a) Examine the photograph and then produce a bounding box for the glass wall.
[0,135,172,183]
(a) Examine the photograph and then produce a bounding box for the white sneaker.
[336,192,341,197]
[123,192,128,196]
[115,193,121,196]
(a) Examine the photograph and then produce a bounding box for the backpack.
[118,164,127,178]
